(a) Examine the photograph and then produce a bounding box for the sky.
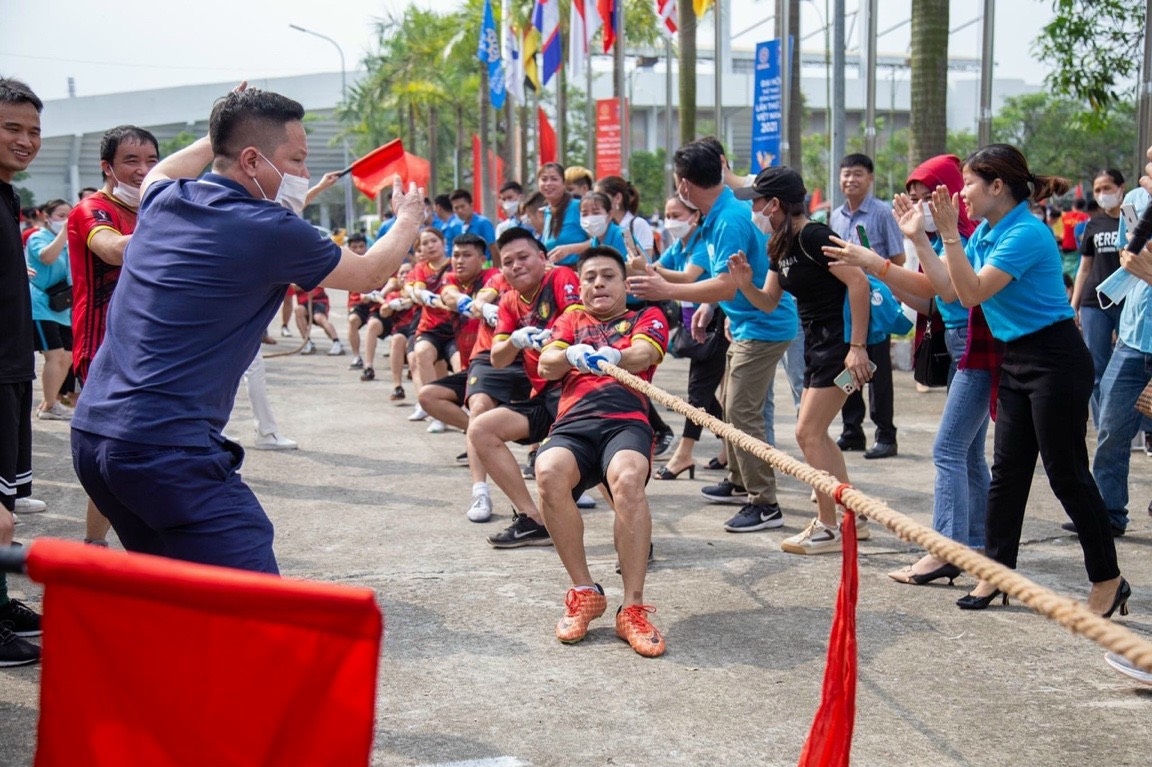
[0,0,1055,102]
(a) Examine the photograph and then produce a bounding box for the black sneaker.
[390,385,405,401]
[0,625,39,667]
[653,429,675,459]
[455,451,470,466]
[700,478,747,505]
[0,598,41,637]
[487,511,553,548]
[360,367,375,382]
[521,449,538,480]
[723,502,785,532]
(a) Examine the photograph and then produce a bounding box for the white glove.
[565,344,597,373]
[510,325,544,350]
[481,302,500,327]
[529,328,552,349]
[416,289,438,306]
[364,291,384,304]
[455,295,474,316]
[387,298,405,311]
[587,346,622,374]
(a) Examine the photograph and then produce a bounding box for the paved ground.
[2,293,1151,766]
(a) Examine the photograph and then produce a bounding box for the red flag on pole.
[538,107,558,165]
[349,139,408,200]
[598,0,616,52]
[27,539,383,767]
[401,152,431,197]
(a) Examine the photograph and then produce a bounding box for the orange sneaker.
[615,604,666,657]
[555,585,607,644]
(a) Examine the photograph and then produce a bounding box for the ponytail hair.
[766,200,809,267]
[963,144,1069,204]
[595,175,640,215]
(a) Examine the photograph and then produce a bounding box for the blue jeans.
[762,329,805,446]
[1092,340,1152,531]
[1080,304,1122,428]
[932,326,990,547]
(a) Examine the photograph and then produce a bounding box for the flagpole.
[664,34,673,199]
[480,66,494,215]
[587,52,595,168]
[615,1,627,179]
[714,0,723,145]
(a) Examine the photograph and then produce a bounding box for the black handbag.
[913,310,951,387]
[45,280,72,312]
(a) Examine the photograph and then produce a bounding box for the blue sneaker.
[723,502,784,532]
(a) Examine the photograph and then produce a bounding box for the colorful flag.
[538,107,558,164]
[598,0,616,52]
[656,0,677,37]
[27,538,383,767]
[523,24,541,92]
[533,0,562,86]
[693,0,714,17]
[570,0,603,76]
[506,22,525,105]
[478,0,507,110]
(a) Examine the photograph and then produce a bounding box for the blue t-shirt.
[543,198,586,265]
[25,228,71,325]
[928,235,969,328]
[460,213,496,244]
[590,221,628,255]
[435,214,464,255]
[72,174,342,447]
[658,231,710,278]
[968,200,1074,342]
[700,187,797,342]
[375,217,397,240]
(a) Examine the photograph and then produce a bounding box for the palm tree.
[908,0,949,164]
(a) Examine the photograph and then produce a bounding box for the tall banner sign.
[751,38,782,173]
[595,97,626,178]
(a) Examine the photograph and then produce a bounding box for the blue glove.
[586,346,622,375]
[565,344,597,373]
[510,325,544,350]
[455,295,474,316]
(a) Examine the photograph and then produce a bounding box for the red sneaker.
[555,586,607,644]
[615,604,665,657]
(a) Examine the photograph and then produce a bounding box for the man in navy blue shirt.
[70,85,425,574]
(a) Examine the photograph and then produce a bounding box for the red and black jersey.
[67,191,137,379]
[545,305,668,426]
[408,259,454,334]
[384,289,418,329]
[443,266,498,367]
[293,285,329,305]
[471,271,511,356]
[494,266,581,394]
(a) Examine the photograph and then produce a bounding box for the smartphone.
[855,224,871,249]
[1121,203,1139,232]
[834,360,879,395]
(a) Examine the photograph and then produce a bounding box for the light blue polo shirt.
[543,198,586,266]
[658,231,710,279]
[700,187,797,342]
[1116,189,1152,353]
[25,228,71,325]
[967,200,1074,342]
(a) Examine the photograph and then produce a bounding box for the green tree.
[160,131,198,157]
[629,148,667,218]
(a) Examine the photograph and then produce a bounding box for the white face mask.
[664,219,692,242]
[1095,191,1121,210]
[580,214,609,238]
[921,201,937,233]
[256,153,309,216]
[47,219,66,234]
[751,207,773,235]
[110,171,141,208]
[502,200,520,217]
[676,182,699,211]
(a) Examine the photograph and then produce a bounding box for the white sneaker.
[349,355,364,370]
[253,432,298,451]
[328,340,345,356]
[466,493,493,522]
[427,419,446,433]
[36,402,72,421]
[13,497,46,514]
[300,340,316,355]
[576,492,597,509]
[280,325,292,337]
[780,518,842,555]
[408,405,428,422]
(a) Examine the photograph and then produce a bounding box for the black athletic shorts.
[414,325,458,364]
[538,416,654,498]
[802,317,852,389]
[32,320,73,353]
[429,371,468,404]
[305,300,330,318]
[498,384,561,445]
[0,381,33,511]
[465,353,531,405]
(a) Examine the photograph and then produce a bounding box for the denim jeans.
[762,328,805,446]
[1079,303,1122,428]
[933,327,990,547]
[1092,340,1152,531]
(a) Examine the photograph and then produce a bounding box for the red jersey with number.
[67,191,137,379]
[443,266,498,366]
[408,259,454,334]
[545,305,668,426]
[494,266,581,394]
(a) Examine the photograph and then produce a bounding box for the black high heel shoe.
[1102,578,1131,619]
[956,589,1009,610]
[889,563,962,586]
[655,463,696,480]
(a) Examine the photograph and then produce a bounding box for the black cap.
[733,166,807,204]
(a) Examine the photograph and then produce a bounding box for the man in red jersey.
[466,226,580,547]
[535,245,668,657]
[66,124,158,546]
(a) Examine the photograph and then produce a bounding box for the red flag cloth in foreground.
[797,509,858,767]
[350,139,407,200]
[538,107,557,165]
[26,538,383,767]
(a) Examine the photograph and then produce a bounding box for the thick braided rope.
[601,362,1152,674]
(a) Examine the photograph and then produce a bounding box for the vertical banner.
[751,38,782,173]
[595,97,625,178]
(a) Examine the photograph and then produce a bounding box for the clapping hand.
[929,184,960,238]
[892,193,926,239]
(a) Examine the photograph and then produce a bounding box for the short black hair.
[453,232,487,254]
[499,180,523,195]
[20,206,40,220]
[0,78,42,113]
[100,125,160,166]
[208,89,304,161]
[79,186,98,199]
[433,194,452,211]
[449,189,473,204]
[347,232,367,245]
[40,198,68,215]
[673,141,724,188]
[839,153,874,173]
[496,225,545,253]
[577,245,627,278]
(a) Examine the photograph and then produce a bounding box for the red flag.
[349,139,407,200]
[471,135,506,216]
[538,107,557,165]
[402,151,431,196]
[27,539,383,767]
[797,510,858,767]
[598,0,616,52]
[809,188,823,215]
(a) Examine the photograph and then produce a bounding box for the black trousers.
[985,319,1118,583]
[682,335,729,441]
[839,336,896,444]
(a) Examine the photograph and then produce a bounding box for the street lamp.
[289,23,355,236]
